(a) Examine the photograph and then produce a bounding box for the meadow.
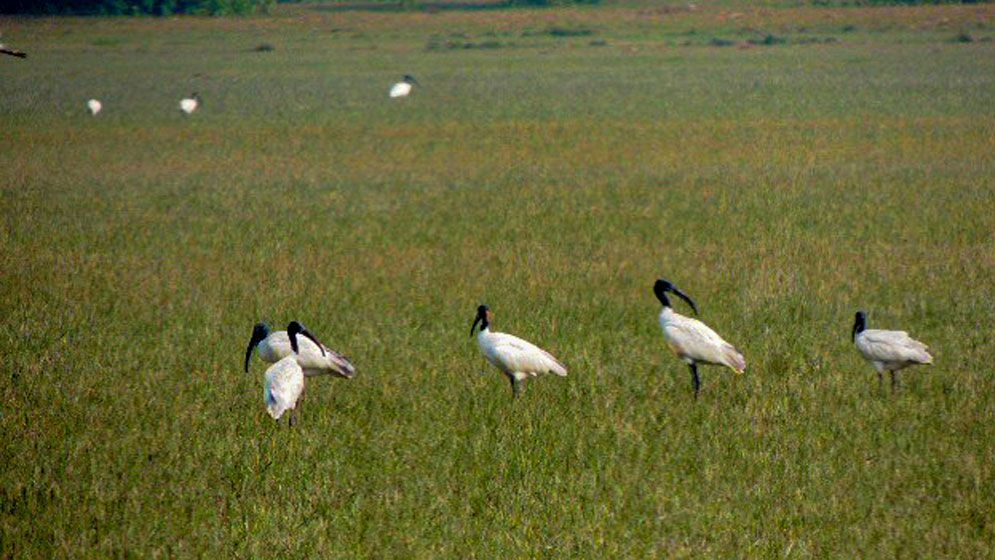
[1,1,994,557]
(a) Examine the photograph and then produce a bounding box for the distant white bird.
[87,99,102,116]
[654,279,746,399]
[262,321,322,426]
[852,311,933,391]
[471,304,567,398]
[245,322,356,379]
[389,75,419,98]
[179,92,201,114]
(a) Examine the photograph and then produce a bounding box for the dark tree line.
[1,0,273,15]
[2,0,983,15]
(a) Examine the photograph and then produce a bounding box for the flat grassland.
[1,2,993,557]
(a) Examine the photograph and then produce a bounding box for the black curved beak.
[672,286,699,315]
[244,330,266,373]
[470,315,482,337]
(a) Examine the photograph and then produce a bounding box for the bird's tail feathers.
[724,345,746,374]
[332,351,357,378]
[910,340,933,365]
[535,347,567,376]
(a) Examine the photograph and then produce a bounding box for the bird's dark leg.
[890,371,899,393]
[508,375,523,399]
[689,363,701,400]
[877,371,883,390]
[289,409,297,428]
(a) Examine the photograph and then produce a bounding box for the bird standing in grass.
[179,92,200,114]
[245,321,356,379]
[471,304,567,398]
[654,279,746,399]
[389,75,419,98]
[852,311,933,391]
[87,99,102,116]
[262,321,324,426]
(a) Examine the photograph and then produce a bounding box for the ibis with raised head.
[263,321,324,426]
[654,279,746,399]
[245,321,356,379]
[389,75,419,98]
[852,311,933,391]
[471,304,567,398]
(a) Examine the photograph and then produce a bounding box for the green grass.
[1,2,994,557]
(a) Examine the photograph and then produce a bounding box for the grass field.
[2,1,994,557]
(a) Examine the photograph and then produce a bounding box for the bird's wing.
[264,357,304,419]
[304,343,356,379]
[289,335,356,378]
[489,332,567,377]
[265,331,355,378]
[664,316,745,372]
[857,329,932,364]
[389,83,409,97]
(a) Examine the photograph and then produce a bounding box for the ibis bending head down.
[263,321,323,426]
[87,99,102,116]
[852,311,933,391]
[245,321,356,379]
[179,92,201,114]
[471,304,567,398]
[389,75,419,98]
[654,279,746,399]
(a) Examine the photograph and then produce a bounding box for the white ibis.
[179,92,200,114]
[389,75,419,98]
[263,321,323,426]
[244,322,356,379]
[471,304,567,398]
[654,279,746,399]
[87,99,102,116]
[852,311,933,391]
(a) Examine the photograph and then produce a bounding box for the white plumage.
[389,82,412,98]
[87,99,102,116]
[179,93,200,114]
[255,321,327,426]
[264,354,305,422]
[852,311,932,389]
[654,279,745,399]
[245,322,356,379]
[389,75,419,98]
[659,308,746,372]
[471,305,567,398]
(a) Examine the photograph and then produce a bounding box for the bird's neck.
[659,306,677,323]
[655,290,673,309]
